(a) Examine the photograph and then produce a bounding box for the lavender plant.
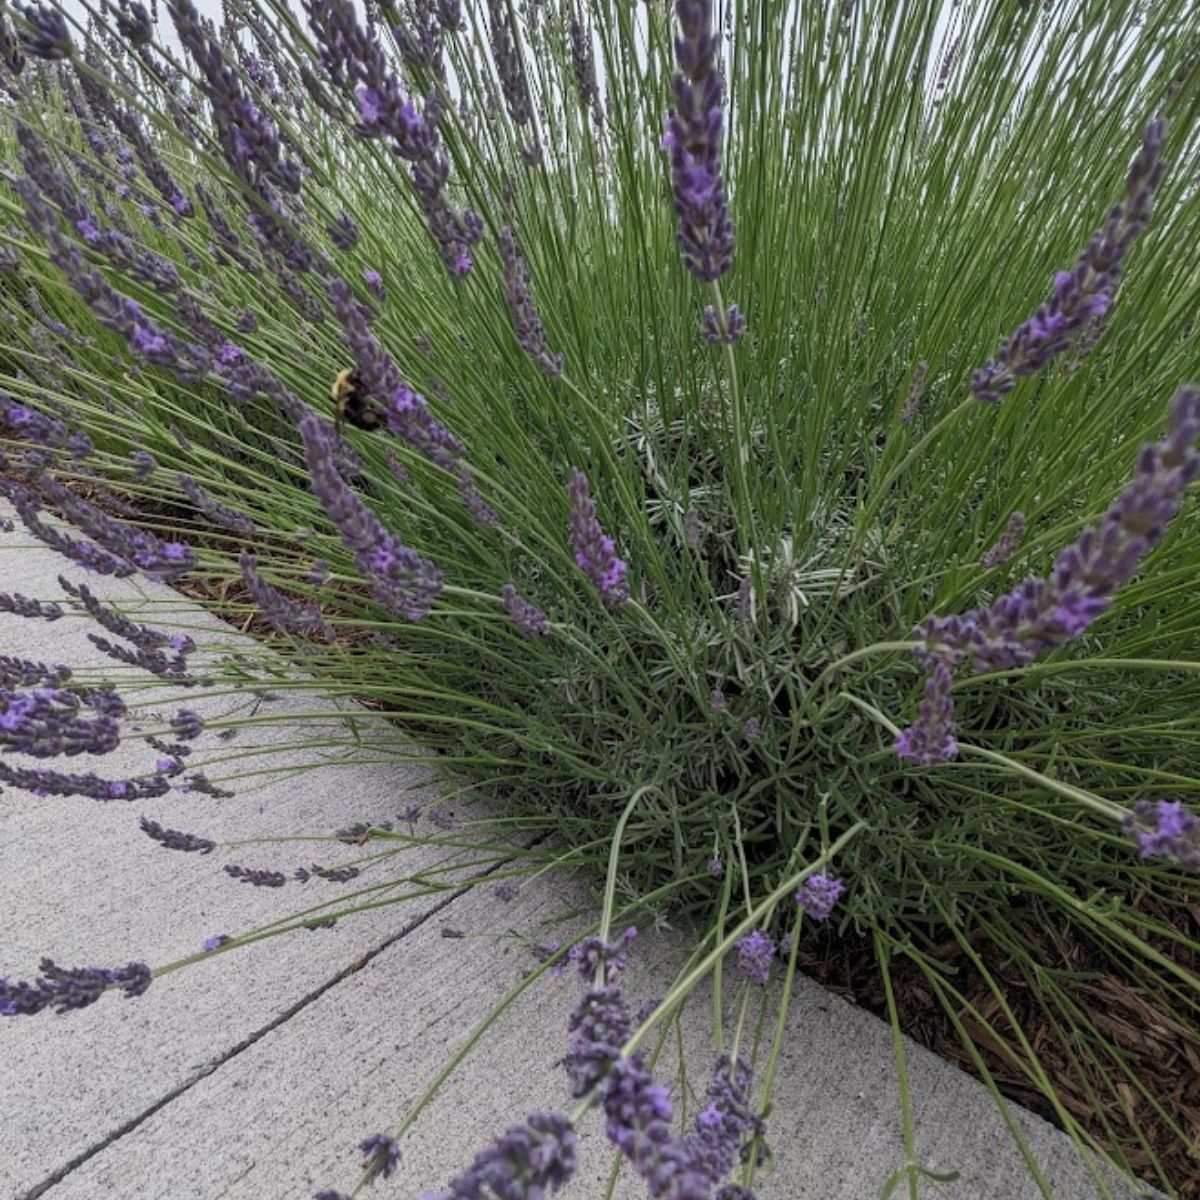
[1,0,1200,1197]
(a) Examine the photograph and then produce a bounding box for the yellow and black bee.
[331,367,384,434]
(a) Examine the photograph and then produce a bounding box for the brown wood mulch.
[797,897,1200,1197]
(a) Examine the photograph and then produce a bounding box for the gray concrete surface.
[0,510,1136,1200]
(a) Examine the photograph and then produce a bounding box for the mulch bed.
[798,898,1200,1197]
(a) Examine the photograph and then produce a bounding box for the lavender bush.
[1,0,1199,1196]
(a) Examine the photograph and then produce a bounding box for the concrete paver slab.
[0,512,1135,1200]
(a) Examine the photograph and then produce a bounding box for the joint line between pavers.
[20,876,483,1199]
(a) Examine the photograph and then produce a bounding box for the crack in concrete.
[20,881,476,1199]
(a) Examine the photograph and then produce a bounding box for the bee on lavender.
[331,367,383,434]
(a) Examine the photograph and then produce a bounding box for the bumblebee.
[331,367,384,434]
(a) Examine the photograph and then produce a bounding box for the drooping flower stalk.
[971,118,1167,401]
[304,0,481,276]
[895,385,1200,765]
[1,958,151,1017]
[327,278,465,469]
[240,551,330,637]
[298,410,443,621]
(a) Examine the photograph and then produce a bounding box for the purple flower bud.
[203,934,230,952]
[499,228,565,377]
[567,8,600,115]
[742,716,760,744]
[893,656,957,766]
[709,688,727,714]
[363,267,385,301]
[980,511,1026,568]
[568,470,628,606]
[794,874,846,922]
[734,929,775,985]
[1122,800,1199,870]
[178,474,257,537]
[12,2,72,59]
[501,583,550,636]
[358,1134,400,1183]
[429,1113,576,1200]
[701,302,745,344]
[328,211,359,251]
[240,551,330,637]
[298,411,443,621]
[486,0,533,126]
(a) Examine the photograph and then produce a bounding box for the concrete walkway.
[0,510,1135,1200]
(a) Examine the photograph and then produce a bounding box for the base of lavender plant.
[0,502,1134,1200]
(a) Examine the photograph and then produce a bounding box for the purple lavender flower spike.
[129,449,157,479]
[568,7,600,116]
[709,688,727,714]
[429,1113,577,1200]
[224,864,287,888]
[569,928,638,985]
[298,410,443,620]
[897,385,1200,767]
[893,655,957,766]
[899,359,928,424]
[980,511,1026,568]
[435,0,462,33]
[500,228,565,377]
[486,0,533,127]
[0,686,121,759]
[688,1055,757,1185]
[170,709,203,741]
[701,303,745,344]
[1122,800,1200,870]
[111,0,154,46]
[363,267,385,301]
[304,0,480,277]
[203,934,230,952]
[972,119,1167,401]
[502,583,550,636]
[178,475,256,537]
[327,279,465,469]
[359,1134,400,1184]
[742,716,761,744]
[240,551,330,637]
[795,874,846,922]
[1,958,150,1017]
[0,656,70,688]
[1,14,26,73]
[664,0,735,282]
[12,2,72,59]
[929,385,1199,672]
[139,816,215,854]
[568,470,628,606]
[734,929,775,985]
[328,211,359,251]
